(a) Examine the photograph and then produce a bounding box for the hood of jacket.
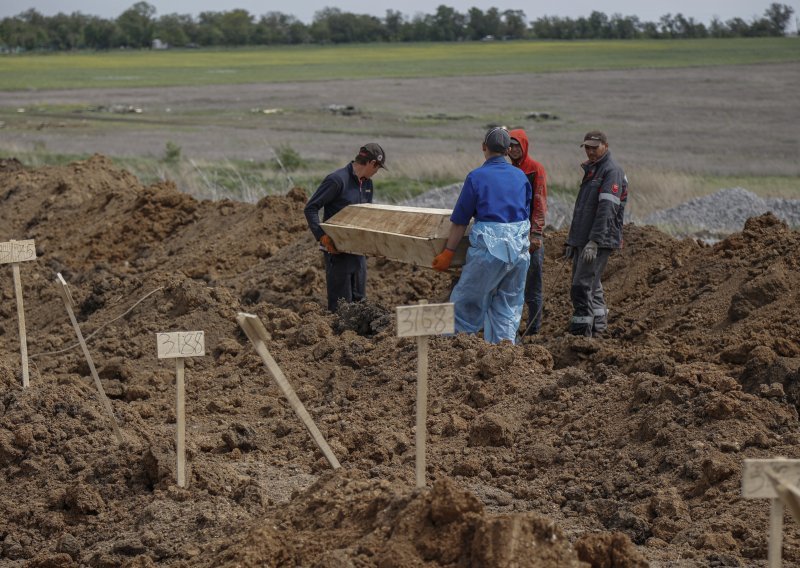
[508,129,537,176]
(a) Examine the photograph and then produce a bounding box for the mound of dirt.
[1,156,799,567]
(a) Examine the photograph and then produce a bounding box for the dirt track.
[1,155,800,567]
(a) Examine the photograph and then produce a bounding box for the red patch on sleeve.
[612,184,619,193]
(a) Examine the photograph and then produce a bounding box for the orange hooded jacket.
[509,129,547,236]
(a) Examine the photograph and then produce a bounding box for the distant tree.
[466,7,488,40]
[708,17,729,38]
[501,9,527,39]
[608,14,640,39]
[218,9,254,45]
[384,10,404,42]
[196,11,224,45]
[154,13,191,47]
[116,1,155,47]
[254,12,304,45]
[430,5,466,41]
[84,16,120,48]
[45,12,88,50]
[763,2,794,35]
[725,17,752,37]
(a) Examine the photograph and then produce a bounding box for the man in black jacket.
[565,131,627,337]
[304,143,386,312]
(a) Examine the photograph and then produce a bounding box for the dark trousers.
[523,244,544,334]
[324,253,366,312]
[569,247,611,336]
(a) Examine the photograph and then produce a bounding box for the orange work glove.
[319,234,339,254]
[432,248,455,272]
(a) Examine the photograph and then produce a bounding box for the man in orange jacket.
[508,129,547,335]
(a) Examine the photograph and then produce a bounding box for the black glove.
[564,244,575,259]
[581,241,598,263]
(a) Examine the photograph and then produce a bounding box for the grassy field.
[0,37,799,91]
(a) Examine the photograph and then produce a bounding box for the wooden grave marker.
[742,458,800,568]
[55,273,123,443]
[156,331,205,488]
[1,239,37,387]
[236,312,340,469]
[396,301,454,488]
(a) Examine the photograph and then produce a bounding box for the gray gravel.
[643,187,800,235]
[401,185,800,237]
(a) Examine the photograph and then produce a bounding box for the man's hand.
[432,248,455,272]
[319,234,339,254]
[529,234,542,252]
[581,240,598,263]
[564,244,575,259]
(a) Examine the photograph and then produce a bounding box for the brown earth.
[1,155,799,567]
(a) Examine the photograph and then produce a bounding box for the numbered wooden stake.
[156,331,205,488]
[1,239,37,387]
[742,458,800,568]
[396,301,454,488]
[55,273,123,443]
[236,313,340,469]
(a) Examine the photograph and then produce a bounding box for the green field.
[1,37,799,91]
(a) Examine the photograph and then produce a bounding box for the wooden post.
[237,313,341,469]
[12,263,29,388]
[770,498,784,568]
[156,330,205,488]
[1,239,36,388]
[175,357,186,487]
[742,458,800,568]
[416,330,429,488]
[56,273,123,444]
[396,301,454,489]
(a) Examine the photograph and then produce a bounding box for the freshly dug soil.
[1,155,799,567]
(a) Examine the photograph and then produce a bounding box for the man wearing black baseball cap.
[564,130,628,337]
[304,143,387,312]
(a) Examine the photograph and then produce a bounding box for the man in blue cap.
[432,127,532,343]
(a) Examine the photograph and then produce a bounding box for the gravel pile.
[644,187,800,235]
[402,185,800,237]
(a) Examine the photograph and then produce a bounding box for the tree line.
[0,1,794,51]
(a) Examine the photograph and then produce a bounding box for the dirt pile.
[1,156,799,567]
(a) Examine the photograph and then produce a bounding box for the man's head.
[483,127,511,156]
[353,143,387,178]
[508,129,529,163]
[580,130,609,162]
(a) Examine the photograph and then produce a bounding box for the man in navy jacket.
[304,143,386,312]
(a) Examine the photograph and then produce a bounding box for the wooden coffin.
[320,203,470,268]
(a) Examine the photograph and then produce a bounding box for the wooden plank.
[237,313,340,469]
[320,204,470,268]
[743,459,800,499]
[56,273,123,444]
[323,204,455,236]
[396,303,455,337]
[156,331,205,359]
[0,239,36,265]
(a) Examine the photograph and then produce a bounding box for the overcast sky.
[2,0,798,27]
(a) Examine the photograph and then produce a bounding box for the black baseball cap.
[580,131,608,147]
[357,143,387,169]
